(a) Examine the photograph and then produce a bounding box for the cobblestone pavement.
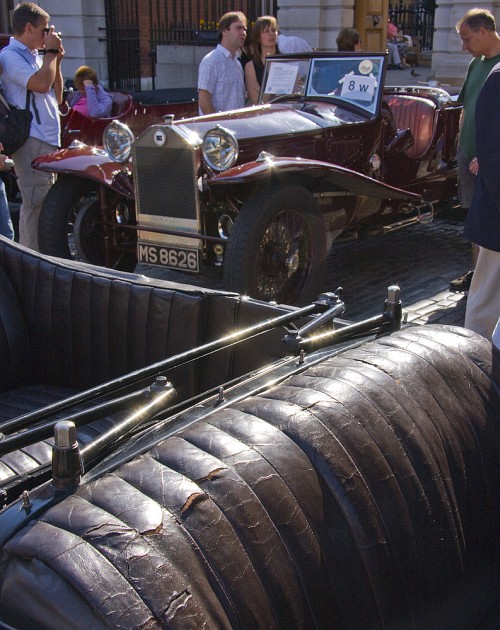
[321,215,469,325]
[136,212,470,329]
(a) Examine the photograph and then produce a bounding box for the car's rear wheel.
[38,176,137,271]
[224,185,326,305]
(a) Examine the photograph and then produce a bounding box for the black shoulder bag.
[0,89,33,156]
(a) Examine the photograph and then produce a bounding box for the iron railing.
[389,2,435,51]
[103,0,277,91]
[103,0,142,91]
[149,0,277,48]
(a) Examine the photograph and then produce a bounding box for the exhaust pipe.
[382,201,434,234]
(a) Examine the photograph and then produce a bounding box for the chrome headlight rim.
[202,126,239,172]
[103,120,134,163]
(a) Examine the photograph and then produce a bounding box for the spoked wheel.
[72,193,108,263]
[38,175,137,271]
[224,185,326,305]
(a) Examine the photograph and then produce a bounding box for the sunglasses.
[43,27,50,34]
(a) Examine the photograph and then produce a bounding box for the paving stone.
[414,304,444,317]
[404,311,423,323]
[447,292,468,303]
[408,299,436,310]
[433,290,455,301]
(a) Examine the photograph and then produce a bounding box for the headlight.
[202,126,238,171]
[103,120,134,163]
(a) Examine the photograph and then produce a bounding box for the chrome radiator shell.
[133,124,202,249]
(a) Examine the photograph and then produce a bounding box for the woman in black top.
[245,15,280,105]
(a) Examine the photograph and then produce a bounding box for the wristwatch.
[43,48,60,55]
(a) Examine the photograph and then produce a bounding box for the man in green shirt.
[449,8,500,293]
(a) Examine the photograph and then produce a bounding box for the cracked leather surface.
[1,324,499,629]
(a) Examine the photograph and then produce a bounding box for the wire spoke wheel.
[72,194,106,262]
[256,210,313,302]
[225,185,326,305]
[38,176,137,271]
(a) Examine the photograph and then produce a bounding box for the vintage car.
[1,236,500,629]
[34,52,462,304]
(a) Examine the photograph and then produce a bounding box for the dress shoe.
[449,270,474,293]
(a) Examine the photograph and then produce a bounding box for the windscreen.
[261,56,384,116]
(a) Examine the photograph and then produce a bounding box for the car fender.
[32,146,134,198]
[209,156,422,202]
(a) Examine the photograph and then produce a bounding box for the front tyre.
[38,175,137,271]
[224,185,326,305]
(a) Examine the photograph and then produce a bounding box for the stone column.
[277,0,353,51]
[36,0,109,85]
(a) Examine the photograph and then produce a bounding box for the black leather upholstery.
[2,324,499,629]
[0,237,288,482]
[0,254,31,392]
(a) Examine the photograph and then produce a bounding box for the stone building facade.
[9,0,500,89]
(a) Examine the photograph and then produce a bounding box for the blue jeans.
[387,42,401,66]
[0,178,14,240]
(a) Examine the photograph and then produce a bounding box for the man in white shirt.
[198,12,247,115]
[278,33,312,54]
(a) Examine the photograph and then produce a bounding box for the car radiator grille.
[133,126,199,221]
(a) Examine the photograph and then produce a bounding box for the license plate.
[137,243,200,273]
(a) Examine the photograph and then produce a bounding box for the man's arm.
[85,83,113,118]
[26,28,63,95]
[53,51,64,103]
[198,89,215,115]
[26,51,58,94]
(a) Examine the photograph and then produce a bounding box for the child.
[70,66,113,118]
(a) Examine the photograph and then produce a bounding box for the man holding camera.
[0,2,63,251]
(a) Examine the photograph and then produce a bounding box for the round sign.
[359,60,373,75]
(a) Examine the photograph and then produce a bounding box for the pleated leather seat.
[0,238,287,485]
[385,94,437,159]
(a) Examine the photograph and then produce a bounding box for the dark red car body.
[59,87,198,149]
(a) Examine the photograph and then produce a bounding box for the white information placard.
[264,63,300,94]
[340,74,376,102]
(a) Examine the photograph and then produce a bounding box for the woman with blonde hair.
[245,15,280,105]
